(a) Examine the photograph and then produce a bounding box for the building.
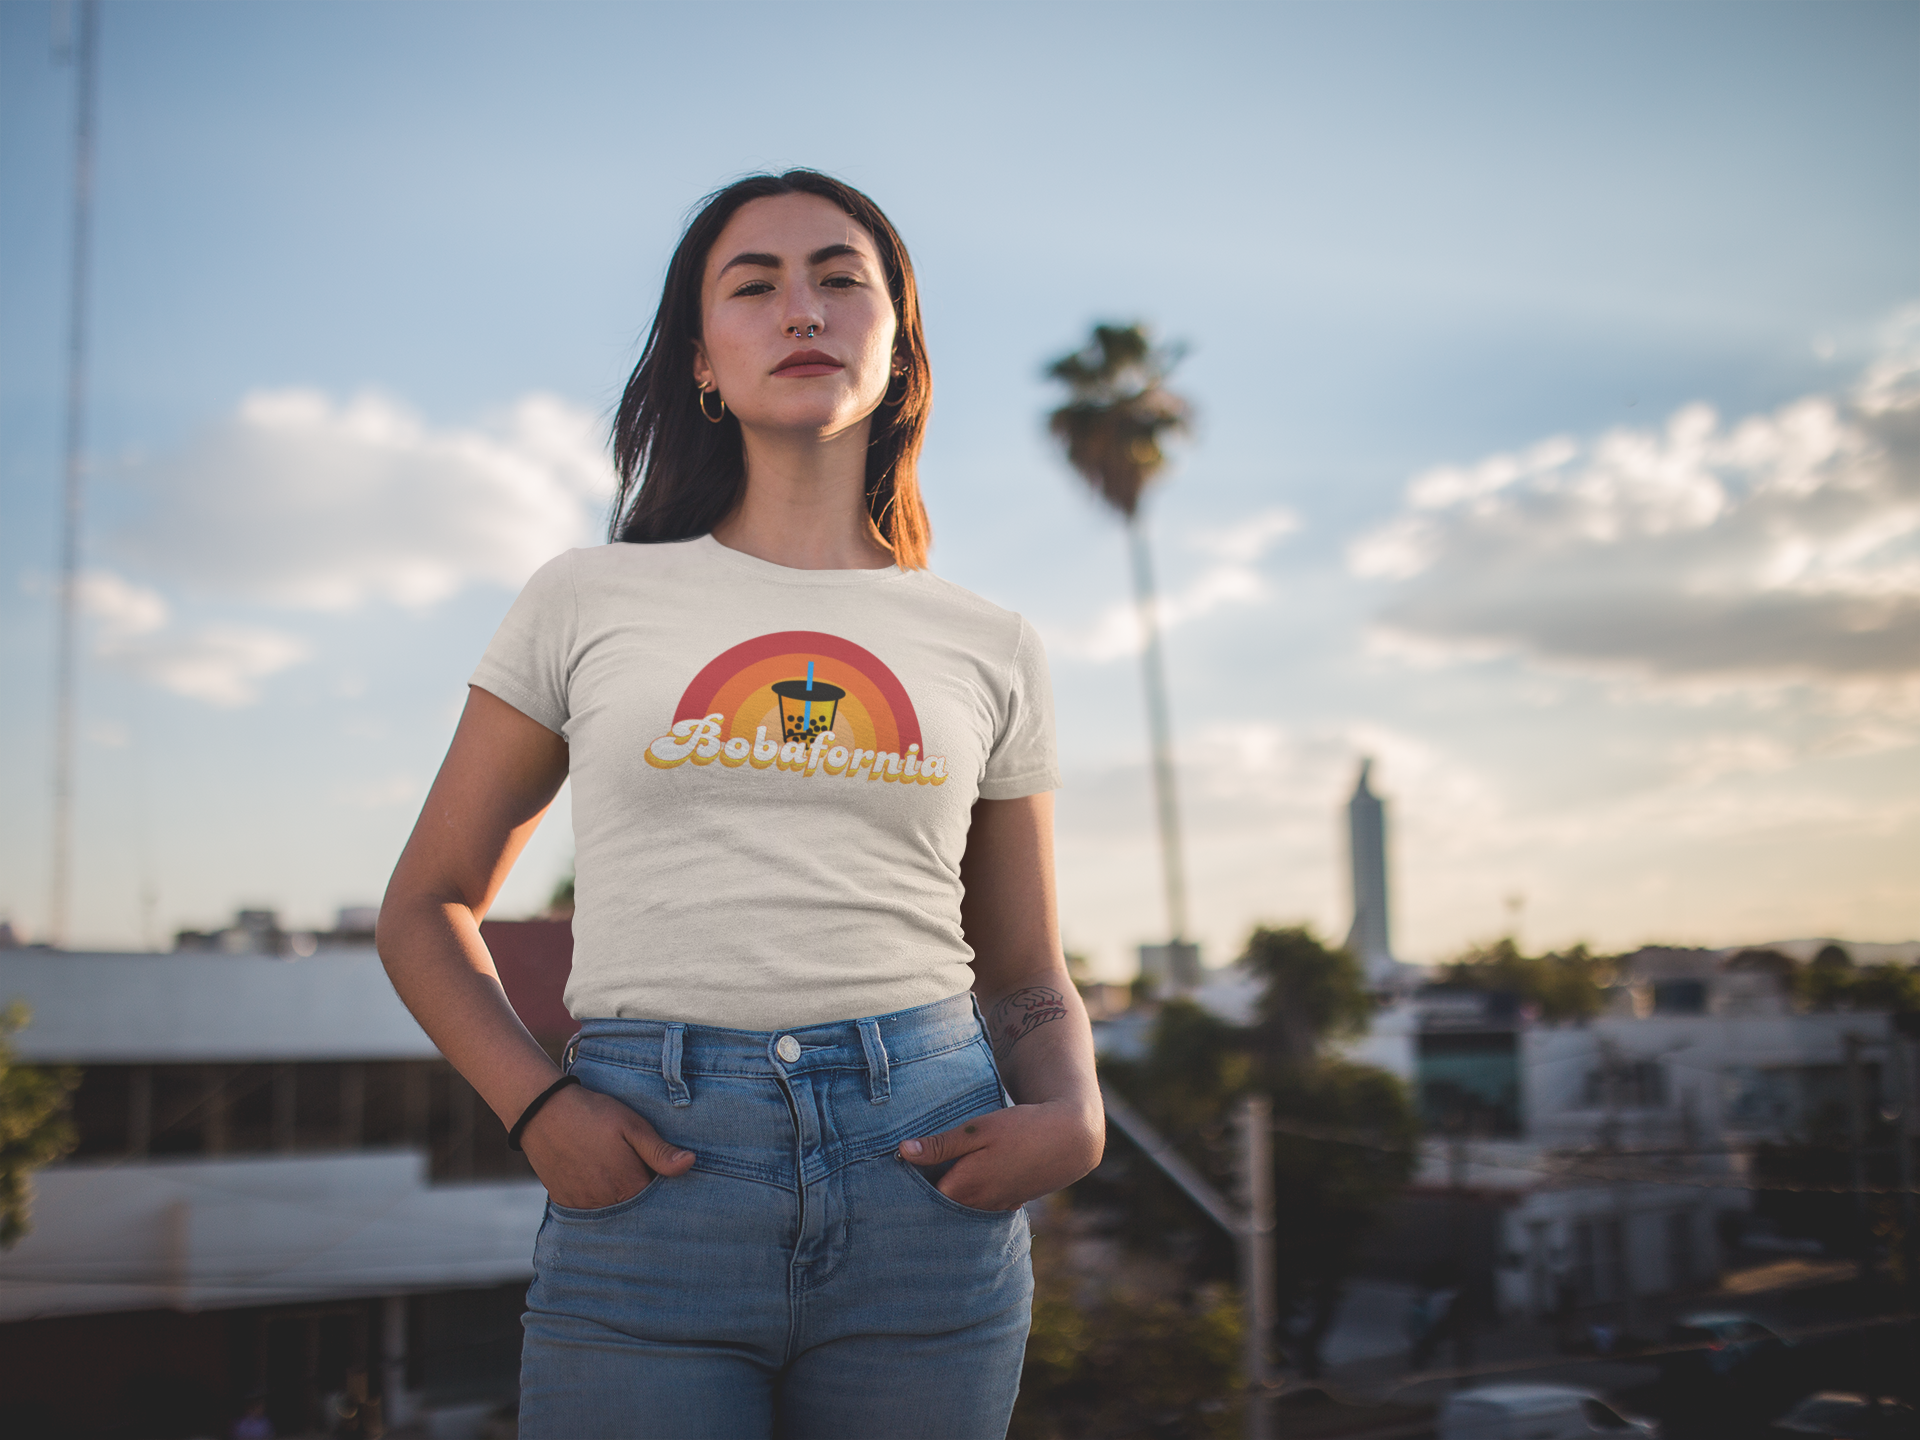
[1344,759,1393,981]
[1345,758,1424,992]
[1349,946,1917,1323]
[0,917,575,1439]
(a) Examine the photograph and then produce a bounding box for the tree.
[1045,324,1193,944]
[1797,944,1920,1014]
[1802,943,1856,1010]
[1243,925,1373,1073]
[1094,1000,1249,1269]
[1838,963,1920,1013]
[1,1003,77,1249]
[1438,937,1613,1022]
[1240,927,1416,1376]
[1092,927,1417,1381]
[1265,1058,1419,1377]
[1014,1201,1244,1440]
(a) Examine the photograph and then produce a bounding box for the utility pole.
[50,0,100,949]
[1892,1017,1918,1297]
[1235,1094,1276,1440]
[1600,1038,1639,1334]
[1845,1034,1870,1271]
[1447,1127,1475,1384]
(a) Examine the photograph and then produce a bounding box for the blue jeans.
[518,992,1033,1440]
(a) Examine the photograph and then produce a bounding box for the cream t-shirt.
[470,535,1060,1030]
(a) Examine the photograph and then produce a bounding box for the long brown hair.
[609,171,933,568]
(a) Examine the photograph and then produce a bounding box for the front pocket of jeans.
[898,1155,1021,1221]
[545,1171,669,1222]
[544,1052,681,1220]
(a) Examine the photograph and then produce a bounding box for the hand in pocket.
[898,1098,1102,1211]
[522,1084,696,1209]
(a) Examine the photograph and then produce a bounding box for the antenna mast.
[51,0,100,948]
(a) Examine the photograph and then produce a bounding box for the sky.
[1,0,1915,976]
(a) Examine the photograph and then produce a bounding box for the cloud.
[1050,506,1300,661]
[1667,732,1797,786]
[115,389,615,611]
[1349,310,1920,686]
[116,625,311,708]
[1191,507,1302,566]
[76,569,308,707]
[76,569,167,642]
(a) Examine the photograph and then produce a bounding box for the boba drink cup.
[771,678,846,744]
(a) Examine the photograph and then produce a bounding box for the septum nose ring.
[787,325,819,340]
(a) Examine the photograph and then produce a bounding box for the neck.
[712,417,896,570]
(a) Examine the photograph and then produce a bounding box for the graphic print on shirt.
[644,631,948,786]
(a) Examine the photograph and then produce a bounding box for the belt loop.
[562,1032,582,1072]
[662,1023,691,1107]
[857,1018,891,1105]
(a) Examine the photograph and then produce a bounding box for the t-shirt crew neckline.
[687,533,907,587]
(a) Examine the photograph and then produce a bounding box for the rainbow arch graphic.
[672,631,922,757]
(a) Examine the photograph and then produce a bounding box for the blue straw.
[803,662,814,730]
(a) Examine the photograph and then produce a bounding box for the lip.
[772,348,844,377]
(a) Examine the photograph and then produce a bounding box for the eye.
[821,274,862,290]
[732,279,774,297]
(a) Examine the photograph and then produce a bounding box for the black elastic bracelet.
[508,1074,580,1152]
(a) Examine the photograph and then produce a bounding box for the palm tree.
[1046,323,1194,955]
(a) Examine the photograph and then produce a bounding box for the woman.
[377,170,1103,1439]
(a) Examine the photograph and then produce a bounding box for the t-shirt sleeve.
[977,616,1061,800]
[468,551,577,736]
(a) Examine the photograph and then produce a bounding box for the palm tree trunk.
[1128,516,1189,942]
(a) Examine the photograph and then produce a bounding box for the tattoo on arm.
[988,986,1069,1054]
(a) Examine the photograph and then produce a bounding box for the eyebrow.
[717,242,869,277]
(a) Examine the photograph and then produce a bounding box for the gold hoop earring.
[881,371,909,408]
[697,386,725,423]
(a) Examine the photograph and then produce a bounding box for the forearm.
[377,894,561,1130]
[377,686,572,1132]
[896,963,1102,1206]
[976,968,1101,1125]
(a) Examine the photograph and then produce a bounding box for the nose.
[782,292,824,342]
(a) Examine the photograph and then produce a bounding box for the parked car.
[1767,1392,1916,1440]
[1659,1311,1792,1386]
[1437,1384,1658,1440]
[1657,1311,1808,1424]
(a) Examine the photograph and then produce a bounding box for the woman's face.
[692,193,900,439]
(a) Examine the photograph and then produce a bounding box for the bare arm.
[378,686,693,1207]
[897,792,1105,1209]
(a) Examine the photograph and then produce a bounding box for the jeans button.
[775,1035,802,1064]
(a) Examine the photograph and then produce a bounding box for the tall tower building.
[1345,758,1396,980]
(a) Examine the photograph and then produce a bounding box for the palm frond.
[1044,323,1190,519]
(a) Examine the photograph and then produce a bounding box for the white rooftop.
[0,1152,542,1320]
[0,948,441,1063]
